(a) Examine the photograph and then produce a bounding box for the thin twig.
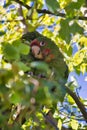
[13,0,87,20]
[17,4,28,33]
[41,111,59,130]
[41,110,73,130]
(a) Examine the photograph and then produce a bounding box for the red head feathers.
[30,39,40,47]
[30,39,55,61]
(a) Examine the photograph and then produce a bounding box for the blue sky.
[78,73,87,99]
[69,72,87,99]
[69,43,87,99]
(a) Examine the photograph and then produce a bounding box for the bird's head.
[30,38,55,62]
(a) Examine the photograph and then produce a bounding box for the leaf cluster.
[0,0,87,129]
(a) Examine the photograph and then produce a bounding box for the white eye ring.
[40,41,45,46]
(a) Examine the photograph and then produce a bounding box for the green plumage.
[22,31,68,102]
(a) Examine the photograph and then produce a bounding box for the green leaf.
[30,61,51,75]
[13,40,30,55]
[70,22,83,35]
[0,69,13,84]
[15,61,30,72]
[0,113,7,124]
[67,45,72,56]
[0,84,9,94]
[3,44,20,60]
[10,92,22,104]
[10,123,22,130]
[19,43,30,55]
[59,20,84,43]
[66,0,84,10]
[5,0,11,6]
[63,44,72,56]
[35,87,47,104]
[45,0,59,13]
[65,0,85,17]
[59,19,71,43]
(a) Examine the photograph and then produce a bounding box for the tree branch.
[0,17,39,23]
[42,111,72,130]
[65,86,87,122]
[17,4,29,33]
[42,111,58,130]
[13,0,87,20]
[42,86,87,129]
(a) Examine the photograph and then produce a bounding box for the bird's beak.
[31,45,43,59]
[35,50,43,59]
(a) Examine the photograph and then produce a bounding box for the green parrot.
[22,31,68,102]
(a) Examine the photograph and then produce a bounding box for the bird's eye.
[40,41,45,46]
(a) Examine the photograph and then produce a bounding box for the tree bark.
[65,86,87,122]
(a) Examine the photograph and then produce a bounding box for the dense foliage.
[0,0,87,129]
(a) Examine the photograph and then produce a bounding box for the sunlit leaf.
[32,9,38,19]
[40,15,55,26]
[57,119,62,130]
[70,119,78,130]
[73,51,84,66]
[42,107,50,114]
[59,0,71,9]
[37,0,44,9]
[67,62,74,72]
[67,95,75,105]
[7,12,15,20]
[42,28,54,39]
[0,6,6,14]
[79,36,87,47]
[80,63,87,74]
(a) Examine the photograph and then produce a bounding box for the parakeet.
[22,31,68,79]
[22,31,68,101]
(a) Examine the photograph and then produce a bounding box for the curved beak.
[31,45,43,59]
